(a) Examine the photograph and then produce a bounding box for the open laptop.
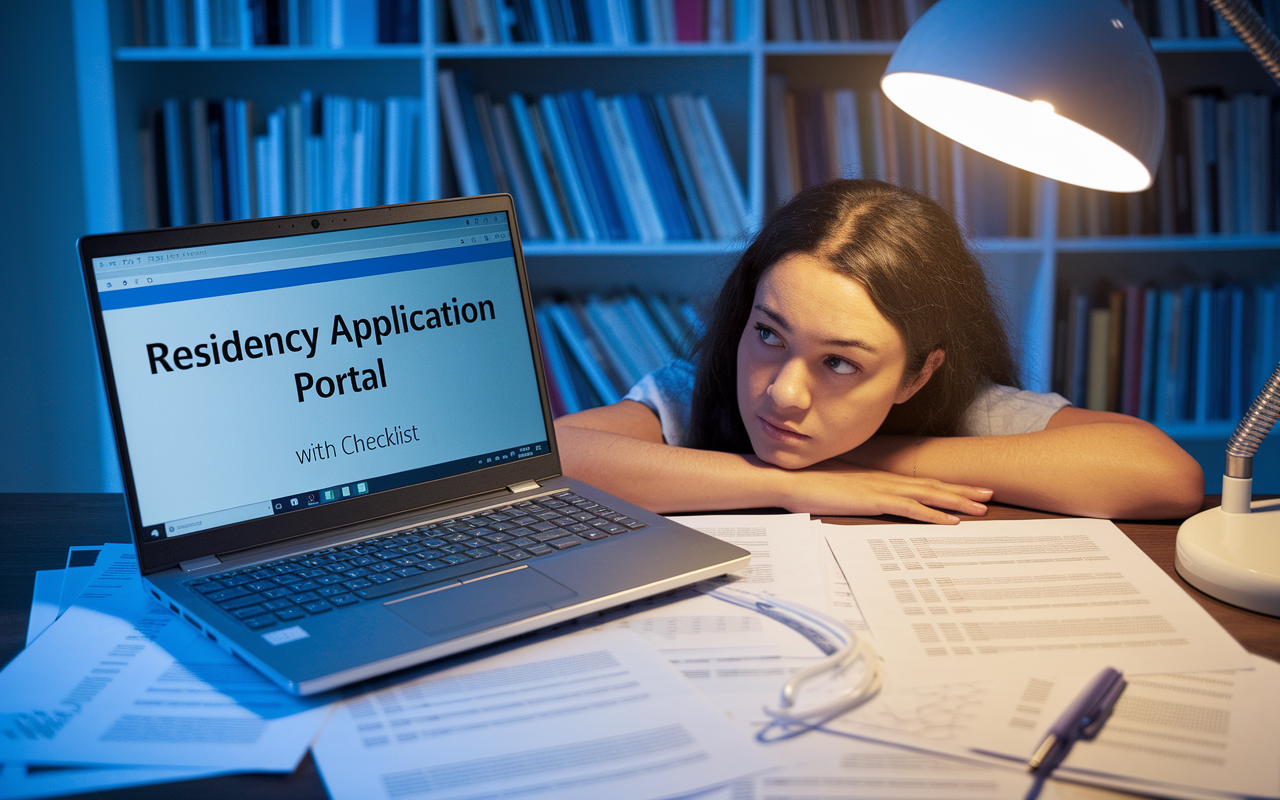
[79,194,749,696]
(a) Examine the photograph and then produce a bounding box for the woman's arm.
[842,407,1205,519]
[555,401,994,523]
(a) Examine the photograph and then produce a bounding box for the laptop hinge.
[179,555,222,573]
[507,480,540,494]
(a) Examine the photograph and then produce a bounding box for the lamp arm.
[1226,364,1280,477]
[1207,0,1280,89]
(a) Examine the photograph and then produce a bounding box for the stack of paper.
[816,517,1280,800]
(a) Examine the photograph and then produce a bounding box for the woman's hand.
[771,456,993,524]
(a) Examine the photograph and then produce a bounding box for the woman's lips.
[758,416,809,444]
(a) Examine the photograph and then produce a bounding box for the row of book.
[765,0,935,41]
[1060,91,1278,238]
[139,92,422,228]
[439,70,751,242]
[131,0,420,48]
[448,0,740,44]
[1052,281,1280,425]
[765,77,1040,239]
[534,293,703,416]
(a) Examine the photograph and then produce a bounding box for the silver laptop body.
[79,194,749,696]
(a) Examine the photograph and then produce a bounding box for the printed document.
[824,518,1253,684]
[0,547,329,770]
[311,628,768,800]
[967,655,1280,799]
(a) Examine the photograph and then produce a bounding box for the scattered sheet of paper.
[311,627,769,800]
[0,547,329,770]
[966,655,1280,799]
[824,518,1253,684]
[671,513,827,608]
[23,571,61,648]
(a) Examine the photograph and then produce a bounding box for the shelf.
[523,240,744,257]
[115,45,424,61]
[1150,37,1247,53]
[1055,234,1280,253]
[762,41,898,56]
[434,43,753,58]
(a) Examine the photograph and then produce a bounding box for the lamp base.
[1175,497,1280,618]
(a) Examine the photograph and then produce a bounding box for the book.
[1086,306,1111,411]
[437,69,480,197]
[622,94,695,241]
[538,94,598,241]
[1121,285,1145,417]
[490,99,549,240]
[544,302,625,403]
[1155,287,1179,423]
[525,99,579,240]
[1139,286,1159,421]
[577,90,641,240]
[596,95,665,242]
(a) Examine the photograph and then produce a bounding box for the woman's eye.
[824,355,859,375]
[755,323,782,346]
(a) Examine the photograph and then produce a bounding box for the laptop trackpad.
[385,567,578,638]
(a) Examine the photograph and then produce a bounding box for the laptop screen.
[89,209,550,543]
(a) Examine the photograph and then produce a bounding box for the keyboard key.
[317,586,347,597]
[369,562,395,573]
[193,581,227,594]
[292,591,320,603]
[263,599,294,610]
[273,574,301,585]
[343,578,372,590]
[502,550,531,561]
[369,573,396,584]
[600,523,627,534]
[331,594,359,607]
[510,537,534,547]
[420,559,447,571]
[566,523,592,534]
[316,574,345,585]
[529,521,557,532]
[465,548,491,558]
[393,567,424,577]
[207,586,250,603]
[275,607,305,621]
[244,615,277,629]
[232,604,267,618]
[342,567,371,579]
[524,544,554,557]
[261,587,293,599]
[441,554,471,565]
[291,580,320,592]
[548,536,583,550]
[623,520,647,529]
[302,600,333,614]
[246,580,276,593]
[223,574,254,587]
[581,530,611,540]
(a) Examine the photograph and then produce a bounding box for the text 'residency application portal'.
[92,214,549,540]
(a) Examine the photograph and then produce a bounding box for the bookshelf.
[71,0,1280,481]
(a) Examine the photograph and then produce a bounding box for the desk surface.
[2,493,1276,799]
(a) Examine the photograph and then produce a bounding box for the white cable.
[705,584,885,741]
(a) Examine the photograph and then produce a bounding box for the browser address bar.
[94,223,510,290]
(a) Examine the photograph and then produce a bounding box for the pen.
[1024,666,1126,800]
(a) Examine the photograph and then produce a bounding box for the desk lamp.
[881,0,1280,616]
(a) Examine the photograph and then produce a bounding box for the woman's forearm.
[846,421,1204,520]
[553,422,786,514]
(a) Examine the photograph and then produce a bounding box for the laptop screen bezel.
[80,195,563,575]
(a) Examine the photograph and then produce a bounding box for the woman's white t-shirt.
[622,359,1071,446]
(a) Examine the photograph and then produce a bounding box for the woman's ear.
[895,349,945,404]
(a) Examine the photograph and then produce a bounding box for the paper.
[0,547,329,770]
[23,572,61,648]
[824,518,1253,684]
[311,628,768,800]
[672,513,827,607]
[692,735,1037,800]
[967,656,1280,799]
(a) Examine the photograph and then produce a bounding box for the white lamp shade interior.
[881,72,1155,192]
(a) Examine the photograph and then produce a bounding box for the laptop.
[79,194,750,696]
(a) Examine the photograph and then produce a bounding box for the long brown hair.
[688,179,1018,453]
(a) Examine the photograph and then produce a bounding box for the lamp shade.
[881,0,1165,192]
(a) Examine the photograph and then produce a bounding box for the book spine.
[652,95,712,241]
[539,94,598,241]
[510,92,568,241]
[596,95,665,242]
[694,95,750,236]
[437,69,480,197]
[490,99,548,239]
[190,98,215,223]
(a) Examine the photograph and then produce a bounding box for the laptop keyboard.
[182,491,647,632]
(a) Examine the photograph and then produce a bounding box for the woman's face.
[736,253,926,469]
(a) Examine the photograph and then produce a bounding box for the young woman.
[555,180,1204,523]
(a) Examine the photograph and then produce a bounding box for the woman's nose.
[767,358,811,410]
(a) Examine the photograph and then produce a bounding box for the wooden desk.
[1,493,1276,799]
